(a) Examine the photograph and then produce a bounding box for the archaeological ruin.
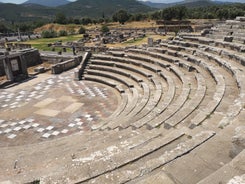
[0,17,244,184]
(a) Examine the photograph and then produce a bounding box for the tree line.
[0,3,244,34]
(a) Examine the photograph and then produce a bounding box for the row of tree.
[0,3,244,34]
[54,3,245,25]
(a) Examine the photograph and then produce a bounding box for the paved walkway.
[0,69,118,146]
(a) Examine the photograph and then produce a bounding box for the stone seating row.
[84,41,230,131]
[52,127,214,183]
[89,56,165,129]
[139,45,227,129]
[87,64,144,119]
[85,52,193,130]
[170,37,245,105]
[113,48,211,130]
[85,130,215,184]
[125,49,198,129]
[86,57,160,129]
[163,38,244,128]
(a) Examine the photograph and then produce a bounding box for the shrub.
[41,30,57,38]
[101,25,109,34]
[58,30,68,37]
[78,26,86,34]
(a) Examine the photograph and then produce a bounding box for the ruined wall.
[0,58,5,76]
[51,56,83,74]
[21,49,42,67]
[0,49,41,77]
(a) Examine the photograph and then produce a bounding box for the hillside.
[23,0,70,7]
[58,0,154,18]
[0,0,154,22]
[0,3,55,22]
[141,0,224,9]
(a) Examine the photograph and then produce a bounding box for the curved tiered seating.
[166,36,245,128]
[2,20,245,184]
[72,26,245,182]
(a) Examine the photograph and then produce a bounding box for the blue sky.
[0,0,75,4]
[0,0,244,4]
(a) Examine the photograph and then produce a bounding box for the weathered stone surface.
[227,174,245,184]
[230,126,245,158]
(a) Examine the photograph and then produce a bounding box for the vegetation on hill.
[0,1,244,34]
[151,3,245,20]
[57,0,154,18]
[23,0,69,7]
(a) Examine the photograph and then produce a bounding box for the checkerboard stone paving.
[0,69,117,146]
[0,70,110,111]
[0,110,108,142]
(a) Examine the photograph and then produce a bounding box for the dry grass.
[31,21,166,50]
[34,21,158,33]
[107,34,166,48]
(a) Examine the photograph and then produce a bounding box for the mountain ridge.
[23,0,70,7]
[139,0,231,9]
[0,0,154,21]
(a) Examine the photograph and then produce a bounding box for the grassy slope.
[26,34,83,51]
[26,21,165,51]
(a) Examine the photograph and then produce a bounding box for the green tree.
[0,23,8,33]
[41,30,57,38]
[54,12,67,24]
[113,10,130,24]
[101,25,109,34]
[81,17,92,25]
[175,6,187,20]
[78,26,86,34]
[58,30,68,36]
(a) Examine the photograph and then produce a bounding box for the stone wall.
[21,49,42,67]
[51,56,83,74]
[0,49,41,77]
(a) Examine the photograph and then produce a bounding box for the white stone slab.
[37,128,45,132]
[35,95,43,99]
[19,91,26,95]
[0,124,8,128]
[14,127,22,131]
[52,131,60,136]
[10,122,17,126]
[61,129,69,134]
[23,125,31,130]
[27,119,35,123]
[11,102,18,105]
[87,117,93,121]
[16,95,23,99]
[76,122,84,126]
[34,86,42,90]
[68,123,75,127]
[8,134,16,139]
[19,120,26,125]
[4,128,12,133]
[42,133,51,138]
[32,123,39,127]
[0,120,5,124]
[46,126,54,131]
[75,118,81,122]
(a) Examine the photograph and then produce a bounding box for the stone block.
[230,126,245,158]
[34,66,45,73]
